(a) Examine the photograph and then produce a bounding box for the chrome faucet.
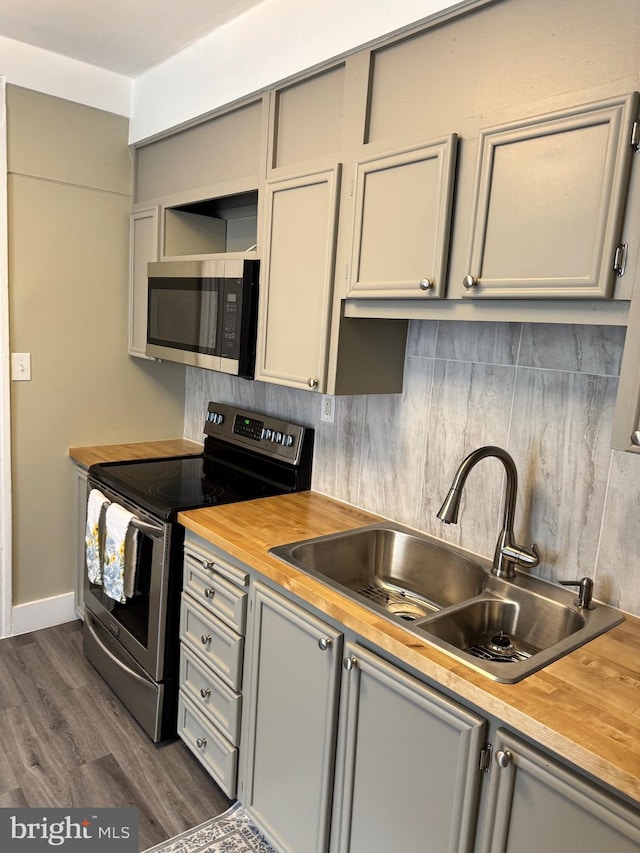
[437,446,540,579]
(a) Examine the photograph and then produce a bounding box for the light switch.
[11,353,31,381]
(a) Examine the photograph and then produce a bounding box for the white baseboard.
[12,591,77,636]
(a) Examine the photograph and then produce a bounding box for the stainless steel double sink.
[269,523,624,683]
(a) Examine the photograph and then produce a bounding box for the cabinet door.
[331,643,485,853]
[464,93,638,298]
[255,166,341,392]
[480,729,640,853]
[348,136,457,299]
[73,463,88,618]
[128,207,159,357]
[242,582,343,853]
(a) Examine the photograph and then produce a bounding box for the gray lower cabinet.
[241,583,486,853]
[241,581,343,853]
[331,643,485,853]
[178,533,249,798]
[480,729,640,853]
[72,462,88,618]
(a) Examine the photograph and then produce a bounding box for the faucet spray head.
[437,488,461,524]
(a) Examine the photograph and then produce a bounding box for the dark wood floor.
[0,620,232,851]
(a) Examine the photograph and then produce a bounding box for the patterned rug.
[143,803,278,853]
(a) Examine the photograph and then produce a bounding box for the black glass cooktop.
[89,454,286,520]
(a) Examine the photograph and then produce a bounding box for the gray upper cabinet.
[612,269,640,452]
[331,643,485,853]
[347,136,457,299]
[463,93,639,299]
[128,206,159,358]
[255,165,341,392]
[479,729,640,853]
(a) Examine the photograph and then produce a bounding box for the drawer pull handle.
[202,559,215,571]
[204,588,215,599]
[201,634,212,646]
[196,737,207,749]
[200,688,211,699]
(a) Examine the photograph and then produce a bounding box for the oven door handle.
[130,517,165,538]
[85,613,156,689]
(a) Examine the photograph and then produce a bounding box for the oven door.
[84,479,171,681]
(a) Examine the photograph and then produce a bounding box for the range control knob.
[282,434,294,447]
[261,428,272,440]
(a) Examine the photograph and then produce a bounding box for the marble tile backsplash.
[184,320,640,617]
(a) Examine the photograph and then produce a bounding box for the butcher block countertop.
[69,438,203,468]
[179,490,640,805]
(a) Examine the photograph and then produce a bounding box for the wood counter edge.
[69,438,203,468]
[178,492,640,806]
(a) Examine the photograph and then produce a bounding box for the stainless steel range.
[83,402,313,741]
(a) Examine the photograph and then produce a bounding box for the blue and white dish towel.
[103,502,139,603]
[85,488,110,584]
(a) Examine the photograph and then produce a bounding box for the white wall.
[0,34,131,116]
[130,0,472,141]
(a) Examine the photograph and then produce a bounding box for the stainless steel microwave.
[146,258,259,378]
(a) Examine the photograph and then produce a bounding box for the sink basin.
[270,524,486,619]
[269,523,624,683]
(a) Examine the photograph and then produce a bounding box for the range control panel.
[204,402,308,465]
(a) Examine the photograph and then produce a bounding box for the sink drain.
[385,601,429,621]
[466,632,531,663]
[356,584,435,621]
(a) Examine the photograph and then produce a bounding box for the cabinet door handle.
[200,688,211,699]
[318,637,332,651]
[495,749,513,768]
[419,278,433,291]
[307,378,319,389]
[343,655,357,671]
[204,587,215,599]
[196,737,207,749]
[201,634,212,645]
[463,274,479,289]
[631,431,640,447]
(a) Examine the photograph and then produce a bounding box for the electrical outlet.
[11,353,31,381]
[321,395,335,423]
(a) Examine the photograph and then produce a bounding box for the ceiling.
[0,0,268,76]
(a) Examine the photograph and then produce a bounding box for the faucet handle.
[560,577,594,609]
[500,542,540,568]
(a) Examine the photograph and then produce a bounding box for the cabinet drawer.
[184,534,250,588]
[180,643,242,745]
[184,554,247,633]
[180,595,244,690]
[178,691,238,798]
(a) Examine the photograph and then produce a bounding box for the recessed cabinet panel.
[272,65,345,169]
[464,93,639,299]
[348,137,457,298]
[256,166,341,392]
[135,100,263,203]
[480,729,640,853]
